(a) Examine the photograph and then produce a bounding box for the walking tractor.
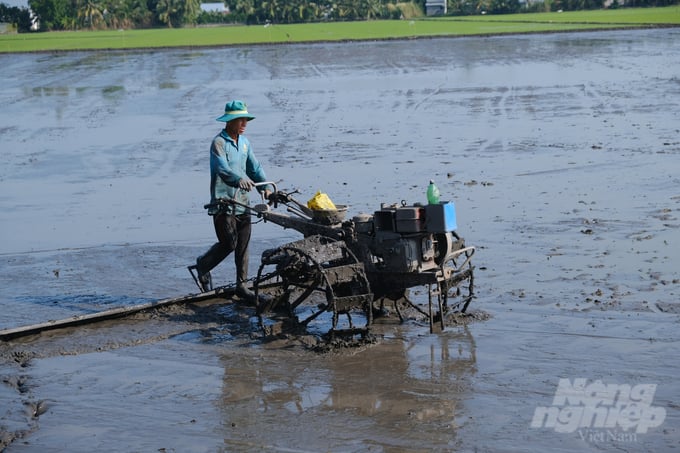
[192,182,476,340]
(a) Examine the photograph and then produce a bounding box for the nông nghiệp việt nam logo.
[531,378,666,435]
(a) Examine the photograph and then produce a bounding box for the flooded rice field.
[1,28,679,452]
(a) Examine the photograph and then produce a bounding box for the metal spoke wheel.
[427,233,476,332]
[254,235,373,340]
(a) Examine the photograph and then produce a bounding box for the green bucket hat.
[216,100,255,122]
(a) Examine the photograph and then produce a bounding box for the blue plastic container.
[425,201,457,232]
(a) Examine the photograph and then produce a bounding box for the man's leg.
[195,242,225,291]
[195,213,236,291]
[231,215,271,304]
[233,215,256,300]
[235,214,252,286]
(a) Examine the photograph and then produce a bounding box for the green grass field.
[1,6,679,54]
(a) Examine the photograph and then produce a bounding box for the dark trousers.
[197,213,252,284]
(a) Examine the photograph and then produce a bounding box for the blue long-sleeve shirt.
[208,129,270,215]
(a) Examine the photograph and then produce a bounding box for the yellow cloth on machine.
[307,191,337,210]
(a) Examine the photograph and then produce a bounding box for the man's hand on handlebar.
[238,178,255,191]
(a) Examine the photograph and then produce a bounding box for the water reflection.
[218,326,476,450]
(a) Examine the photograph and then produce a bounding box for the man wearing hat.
[192,100,273,301]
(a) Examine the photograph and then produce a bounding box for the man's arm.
[212,137,247,188]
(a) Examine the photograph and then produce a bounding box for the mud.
[1,29,679,452]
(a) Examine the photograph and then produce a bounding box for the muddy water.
[1,29,679,452]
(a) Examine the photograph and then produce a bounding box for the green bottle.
[427,180,440,204]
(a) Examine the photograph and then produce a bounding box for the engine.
[352,202,460,274]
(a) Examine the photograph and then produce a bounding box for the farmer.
[191,100,273,301]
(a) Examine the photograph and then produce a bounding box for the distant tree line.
[22,0,201,30]
[223,0,411,25]
[0,0,677,32]
[446,0,677,15]
[1,2,33,30]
